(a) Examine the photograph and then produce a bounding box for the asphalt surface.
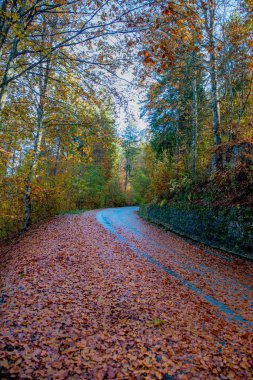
[97,207,253,329]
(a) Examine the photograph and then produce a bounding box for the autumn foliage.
[131,0,253,207]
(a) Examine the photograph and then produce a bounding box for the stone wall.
[139,203,253,259]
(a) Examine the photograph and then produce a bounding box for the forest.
[1,1,253,379]
[0,0,252,240]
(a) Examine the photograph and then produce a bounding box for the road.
[0,207,252,379]
[97,207,253,326]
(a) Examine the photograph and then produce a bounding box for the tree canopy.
[0,0,252,237]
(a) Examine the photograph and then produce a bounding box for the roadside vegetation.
[0,0,252,244]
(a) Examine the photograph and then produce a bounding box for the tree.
[0,0,154,110]
[132,0,252,204]
[121,121,139,192]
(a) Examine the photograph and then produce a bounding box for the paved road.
[0,207,252,379]
[97,207,253,329]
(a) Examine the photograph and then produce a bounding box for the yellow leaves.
[12,23,25,39]
[55,0,68,5]
[0,359,9,368]
[0,147,13,157]
[240,357,250,370]
[149,318,165,328]
[76,340,87,349]
[0,10,19,22]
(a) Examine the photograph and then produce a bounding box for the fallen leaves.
[0,210,252,379]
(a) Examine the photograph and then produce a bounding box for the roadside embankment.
[139,203,253,260]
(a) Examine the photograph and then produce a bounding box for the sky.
[116,99,147,133]
[114,69,147,134]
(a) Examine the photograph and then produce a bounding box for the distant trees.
[0,69,117,236]
[122,121,139,192]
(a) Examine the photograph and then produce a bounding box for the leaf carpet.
[0,211,252,379]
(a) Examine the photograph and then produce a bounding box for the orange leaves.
[0,210,252,378]
[141,50,156,67]
[51,361,63,369]
[144,57,156,67]
[162,5,175,18]
[140,5,199,77]
[240,357,251,370]
[127,40,135,48]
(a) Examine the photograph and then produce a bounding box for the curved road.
[97,207,253,327]
[0,206,252,379]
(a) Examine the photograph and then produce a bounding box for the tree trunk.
[234,72,245,140]
[228,75,234,141]
[0,86,9,111]
[209,41,221,172]
[23,110,45,230]
[22,55,51,230]
[202,3,221,172]
[192,76,198,179]
[124,159,130,192]
[10,149,16,176]
[53,138,61,176]
[174,122,179,174]
[0,34,19,111]
[23,178,32,230]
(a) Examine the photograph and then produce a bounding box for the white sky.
[115,99,147,133]
[114,69,147,134]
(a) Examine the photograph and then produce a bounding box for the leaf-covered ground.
[0,208,252,379]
